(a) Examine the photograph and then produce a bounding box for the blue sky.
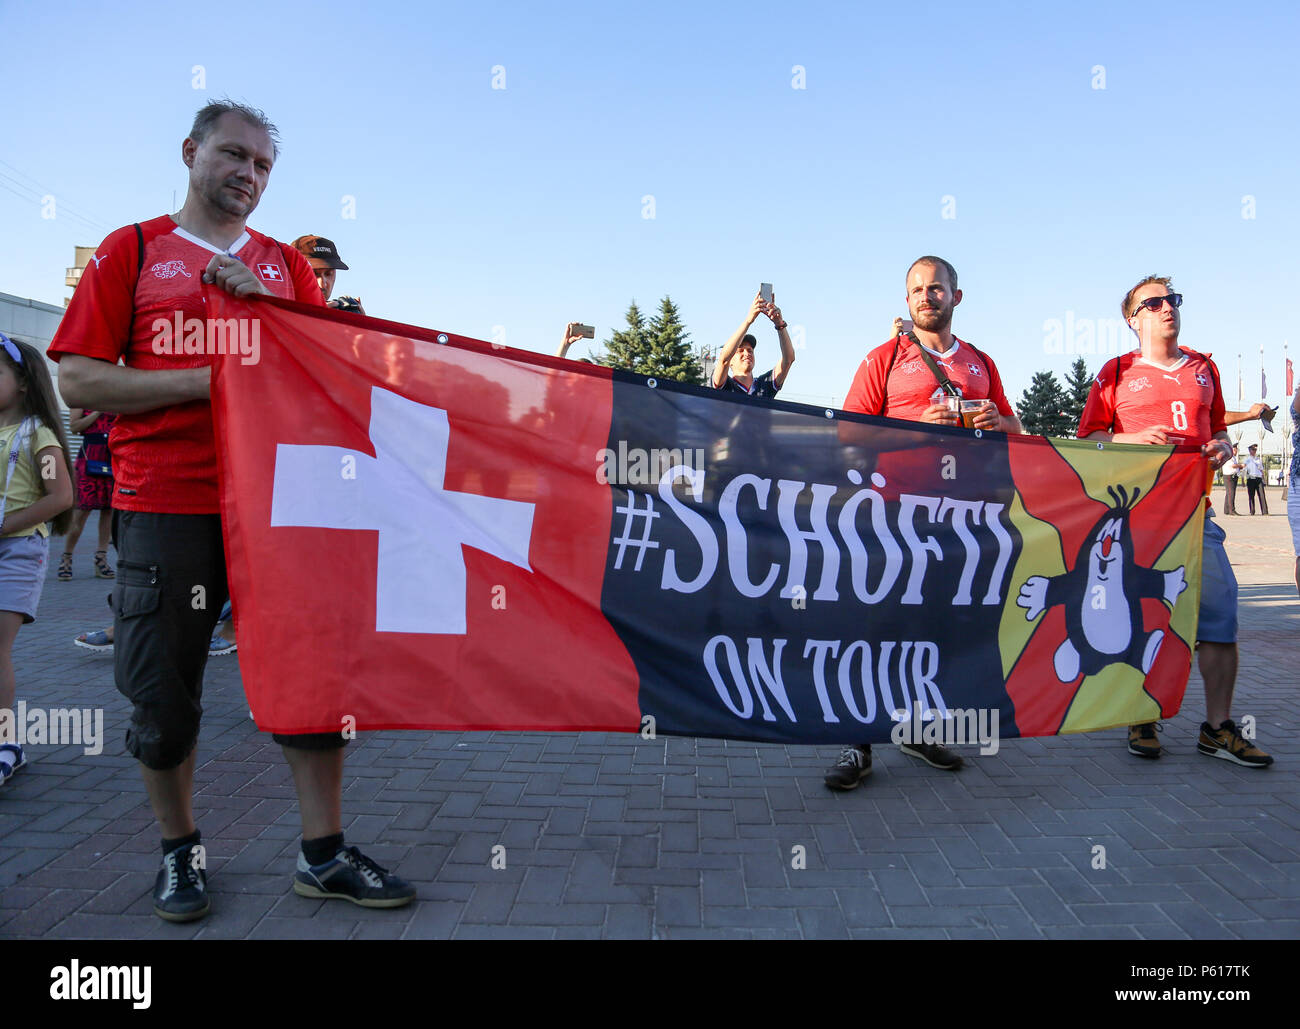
[3,0,1297,414]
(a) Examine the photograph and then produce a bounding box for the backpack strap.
[878,336,903,416]
[125,222,144,345]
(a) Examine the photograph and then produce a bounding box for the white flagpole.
[1285,341,1291,500]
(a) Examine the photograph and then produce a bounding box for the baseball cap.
[290,235,349,270]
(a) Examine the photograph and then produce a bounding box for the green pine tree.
[1063,357,1094,438]
[647,295,702,385]
[596,301,652,374]
[597,296,702,384]
[1017,370,1072,438]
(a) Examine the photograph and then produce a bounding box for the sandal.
[209,634,237,657]
[74,629,114,653]
[58,552,73,581]
[0,743,26,786]
[94,550,115,579]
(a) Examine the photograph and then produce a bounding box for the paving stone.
[8,548,1299,939]
[655,886,701,927]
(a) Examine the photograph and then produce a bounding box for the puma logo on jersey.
[1163,373,1182,385]
[151,260,192,280]
[90,254,106,269]
[1126,376,1152,393]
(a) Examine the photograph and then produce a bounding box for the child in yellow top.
[0,333,75,786]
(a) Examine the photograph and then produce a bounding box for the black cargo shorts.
[113,511,345,769]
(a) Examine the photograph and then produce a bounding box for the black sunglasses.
[1131,293,1183,315]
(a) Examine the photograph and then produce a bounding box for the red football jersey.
[844,334,1015,420]
[1077,347,1226,447]
[49,215,323,513]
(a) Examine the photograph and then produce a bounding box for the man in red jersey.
[843,259,1019,433]
[1078,275,1272,767]
[50,101,415,921]
[825,256,1023,790]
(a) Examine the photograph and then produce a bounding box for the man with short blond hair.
[50,101,415,920]
[1079,274,1272,766]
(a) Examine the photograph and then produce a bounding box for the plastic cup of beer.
[959,399,986,429]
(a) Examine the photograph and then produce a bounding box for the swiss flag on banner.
[210,291,641,734]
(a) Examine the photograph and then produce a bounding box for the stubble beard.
[200,176,257,221]
[912,303,953,335]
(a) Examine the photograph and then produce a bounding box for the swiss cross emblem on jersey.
[1195,372,1209,387]
[967,362,983,377]
[257,263,284,282]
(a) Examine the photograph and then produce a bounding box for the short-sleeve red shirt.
[1077,347,1226,446]
[48,215,323,513]
[843,334,1015,420]
[840,334,1014,499]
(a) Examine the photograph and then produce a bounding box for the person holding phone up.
[712,287,796,399]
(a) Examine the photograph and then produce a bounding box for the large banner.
[211,293,1208,744]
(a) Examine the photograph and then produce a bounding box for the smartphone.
[759,283,773,304]
[575,323,596,339]
[899,318,914,333]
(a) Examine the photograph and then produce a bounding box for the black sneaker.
[153,843,210,922]
[897,741,964,770]
[293,845,415,907]
[824,745,872,790]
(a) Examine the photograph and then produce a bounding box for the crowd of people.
[0,99,1291,927]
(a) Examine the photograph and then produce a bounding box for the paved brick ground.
[2,495,1297,939]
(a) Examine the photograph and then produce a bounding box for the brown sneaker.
[1127,722,1162,759]
[1197,720,1274,768]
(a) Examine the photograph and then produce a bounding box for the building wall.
[1,290,75,447]
[0,290,67,408]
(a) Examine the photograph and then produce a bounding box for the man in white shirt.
[1244,443,1268,515]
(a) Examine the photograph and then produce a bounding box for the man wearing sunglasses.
[49,101,415,922]
[1078,275,1273,767]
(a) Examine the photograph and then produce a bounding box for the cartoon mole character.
[1016,485,1187,683]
